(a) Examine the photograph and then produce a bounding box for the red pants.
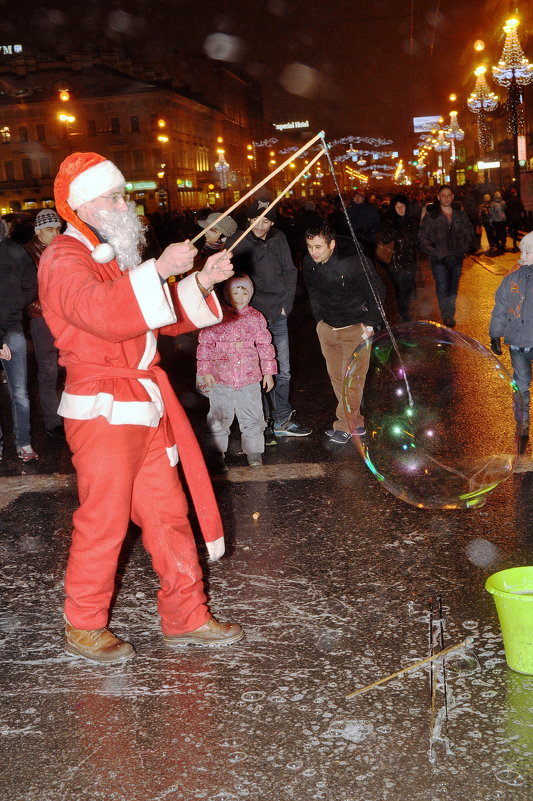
[64,417,210,635]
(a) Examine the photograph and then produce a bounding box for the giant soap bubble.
[343,322,522,510]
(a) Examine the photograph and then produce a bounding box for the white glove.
[361,325,374,341]
[207,536,225,561]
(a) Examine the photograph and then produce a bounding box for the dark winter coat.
[346,201,381,245]
[0,239,37,340]
[489,263,533,347]
[418,202,475,260]
[225,226,297,323]
[379,211,419,272]
[302,235,385,329]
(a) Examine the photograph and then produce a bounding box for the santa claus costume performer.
[39,152,243,663]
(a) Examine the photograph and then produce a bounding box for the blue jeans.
[266,314,292,424]
[0,325,32,449]
[510,346,533,432]
[430,256,463,320]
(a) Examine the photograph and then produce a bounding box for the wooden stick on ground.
[346,639,469,699]
[189,130,326,245]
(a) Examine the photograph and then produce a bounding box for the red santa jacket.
[39,224,224,544]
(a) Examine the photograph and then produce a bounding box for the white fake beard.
[96,203,147,271]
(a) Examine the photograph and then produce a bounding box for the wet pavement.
[1,239,533,801]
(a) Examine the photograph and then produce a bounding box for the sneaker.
[163,617,244,648]
[247,453,263,467]
[17,445,38,462]
[329,430,352,445]
[65,619,135,663]
[273,413,312,437]
[328,426,365,438]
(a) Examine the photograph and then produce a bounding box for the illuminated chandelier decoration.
[445,111,464,162]
[492,18,533,87]
[432,129,451,152]
[492,18,533,139]
[467,66,498,150]
[446,111,464,141]
[214,150,230,189]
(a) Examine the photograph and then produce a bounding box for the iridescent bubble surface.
[343,322,522,510]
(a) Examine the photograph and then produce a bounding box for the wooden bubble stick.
[226,148,326,253]
[189,130,325,245]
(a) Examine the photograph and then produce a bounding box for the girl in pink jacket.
[197,273,277,471]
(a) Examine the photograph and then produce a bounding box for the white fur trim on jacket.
[206,536,225,561]
[68,161,125,209]
[129,260,178,330]
[177,273,222,328]
[58,392,162,426]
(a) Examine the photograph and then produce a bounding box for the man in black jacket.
[418,186,475,327]
[0,217,38,461]
[303,222,385,444]
[226,199,311,438]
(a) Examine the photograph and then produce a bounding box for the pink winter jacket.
[197,304,277,390]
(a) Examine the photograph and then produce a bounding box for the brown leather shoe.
[65,619,135,663]
[163,617,244,648]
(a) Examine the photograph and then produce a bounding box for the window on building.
[19,126,28,143]
[4,160,15,180]
[133,149,144,171]
[22,158,33,180]
[150,114,159,131]
[130,115,140,133]
[153,148,164,169]
[87,119,97,137]
[110,117,121,135]
[1,126,11,143]
[36,124,46,142]
[39,157,51,178]
[113,151,127,171]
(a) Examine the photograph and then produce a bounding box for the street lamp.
[492,17,533,189]
[156,119,172,211]
[467,66,499,152]
[57,88,76,151]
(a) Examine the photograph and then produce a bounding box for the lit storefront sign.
[126,181,157,191]
[477,161,501,170]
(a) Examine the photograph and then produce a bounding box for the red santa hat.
[54,152,125,252]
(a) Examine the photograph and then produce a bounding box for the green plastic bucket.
[485,566,533,674]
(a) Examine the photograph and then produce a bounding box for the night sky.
[1,0,531,149]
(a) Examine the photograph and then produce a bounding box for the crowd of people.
[0,156,532,663]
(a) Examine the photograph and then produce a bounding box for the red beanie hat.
[54,152,125,248]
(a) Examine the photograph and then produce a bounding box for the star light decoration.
[467,66,499,150]
[492,17,533,140]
